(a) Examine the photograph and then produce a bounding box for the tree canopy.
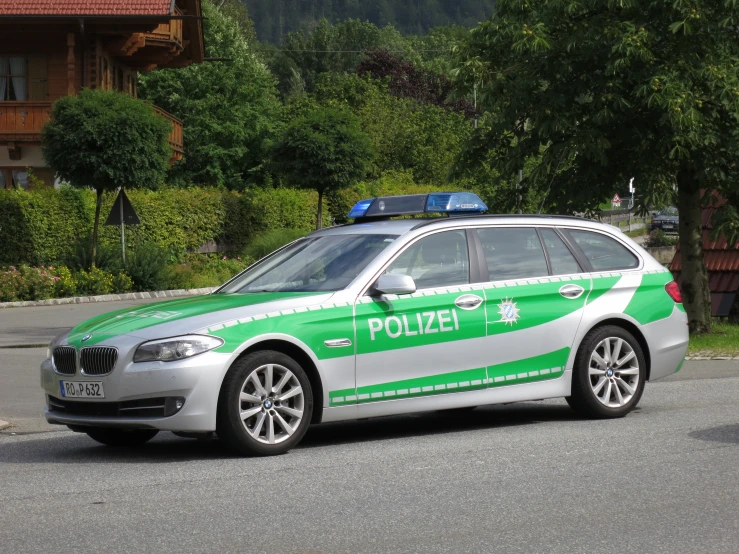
[41,89,171,265]
[453,0,739,332]
[245,0,496,44]
[271,107,373,228]
[139,0,281,189]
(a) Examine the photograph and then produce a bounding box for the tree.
[453,0,739,333]
[41,89,170,266]
[139,0,281,189]
[271,107,373,229]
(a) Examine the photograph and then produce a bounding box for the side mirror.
[373,274,416,296]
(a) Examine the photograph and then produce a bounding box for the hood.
[66,292,326,348]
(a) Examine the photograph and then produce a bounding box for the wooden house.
[0,0,204,188]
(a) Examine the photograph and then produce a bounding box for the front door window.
[0,57,26,101]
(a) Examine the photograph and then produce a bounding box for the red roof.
[0,0,172,16]
[671,192,739,315]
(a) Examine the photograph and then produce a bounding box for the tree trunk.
[676,169,712,334]
[91,188,103,269]
[316,189,323,230]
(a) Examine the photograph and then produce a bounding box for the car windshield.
[219,234,398,293]
[658,206,678,216]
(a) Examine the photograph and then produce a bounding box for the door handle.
[559,284,585,299]
[455,294,483,310]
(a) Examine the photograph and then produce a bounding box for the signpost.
[104,188,140,265]
[611,193,622,208]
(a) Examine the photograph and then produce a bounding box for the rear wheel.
[217,350,313,456]
[567,325,646,419]
[84,428,159,447]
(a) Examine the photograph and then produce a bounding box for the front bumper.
[41,338,231,432]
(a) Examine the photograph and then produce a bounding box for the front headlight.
[133,335,224,363]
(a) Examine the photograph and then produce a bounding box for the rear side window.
[476,227,548,281]
[567,230,639,271]
[539,228,581,276]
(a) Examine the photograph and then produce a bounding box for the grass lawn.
[625,227,647,238]
[688,322,739,356]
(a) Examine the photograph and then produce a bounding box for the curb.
[0,287,218,309]
[685,355,739,361]
[0,420,10,431]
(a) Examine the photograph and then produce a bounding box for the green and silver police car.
[41,193,688,456]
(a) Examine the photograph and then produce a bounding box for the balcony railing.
[149,104,184,162]
[0,101,184,162]
[0,102,51,142]
[143,7,184,48]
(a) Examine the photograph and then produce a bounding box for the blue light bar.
[426,192,487,213]
[348,192,487,220]
[348,198,374,219]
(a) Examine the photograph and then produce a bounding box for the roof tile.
[0,0,172,16]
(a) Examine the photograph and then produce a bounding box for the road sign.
[611,193,622,207]
[105,188,140,225]
[104,188,140,265]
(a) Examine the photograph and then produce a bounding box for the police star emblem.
[497,297,520,326]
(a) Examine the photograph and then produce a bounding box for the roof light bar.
[348,192,487,221]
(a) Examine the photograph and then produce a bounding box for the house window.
[0,56,26,100]
[0,168,30,190]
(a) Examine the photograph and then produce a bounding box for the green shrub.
[124,243,172,292]
[74,267,117,296]
[0,265,57,302]
[645,229,678,248]
[165,254,251,290]
[53,266,78,298]
[66,237,123,272]
[244,229,306,261]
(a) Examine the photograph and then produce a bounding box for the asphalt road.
[1,301,738,553]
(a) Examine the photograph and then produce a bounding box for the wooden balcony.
[0,102,50,143]
[150,104,184,162]
[0,101,184,162]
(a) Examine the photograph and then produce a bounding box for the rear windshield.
[219,234,398,293]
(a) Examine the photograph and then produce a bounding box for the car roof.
[310,214,619,237]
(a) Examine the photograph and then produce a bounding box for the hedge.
[0,186,319,265]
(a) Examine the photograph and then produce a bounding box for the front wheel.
[567,326,646,419]
[217,350,313,456]
[84,428,159,447]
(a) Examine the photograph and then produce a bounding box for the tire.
[216,350,313,456]
[566,325,646,419]
[84,428,159,447]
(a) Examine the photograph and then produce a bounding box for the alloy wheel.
[588,337,640,408]
[238,363,305,445]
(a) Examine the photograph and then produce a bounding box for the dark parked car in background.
[651,206,679,233]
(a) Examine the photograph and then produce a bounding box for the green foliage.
[0,264,131,302]
[453,0,739,215]
[0,187,90,265]
[243,229,306,260]
[166,254,251,290]
[41,89,171,193]
[124,243,174,292]
[245,0,496,45]
[139,0,281,189]
[645,230,678,248]
[271,106,373,228]
[312,73,471,185]
[0,186,323,266]
[75,267,133,296]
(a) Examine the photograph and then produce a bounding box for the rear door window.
[539,228,581,276]
[566,230,639,271]
[476,227,548,280]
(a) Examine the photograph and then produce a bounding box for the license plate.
[663,224,674,229]
[60,381,105,398]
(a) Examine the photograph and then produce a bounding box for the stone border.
[0,287,218,309]
[685,354,739,360]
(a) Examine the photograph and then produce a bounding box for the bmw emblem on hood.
[81,334,93,342]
